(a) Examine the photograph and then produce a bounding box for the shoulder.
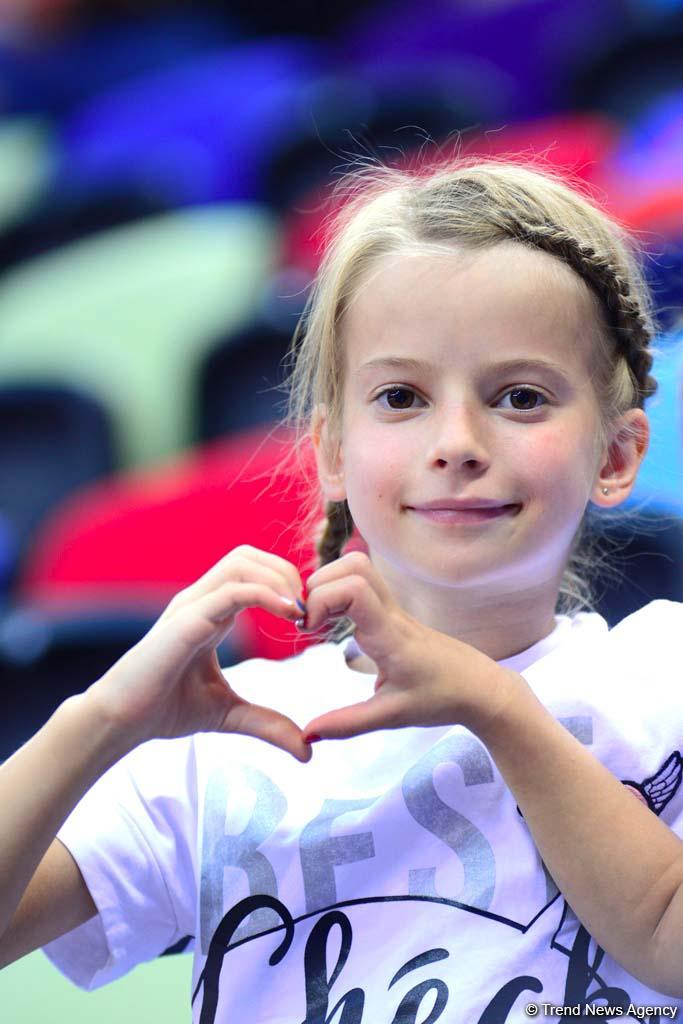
[585,599,683,679]
[599,600,682,700]
[524,603,683,785]
[604,599,682,672]
[539,600,680,665]
[522,601,682,703]
[607,599,683,646]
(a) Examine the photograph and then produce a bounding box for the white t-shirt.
[43,601,683,1022]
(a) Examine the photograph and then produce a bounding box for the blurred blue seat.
[614,90,683,186]
[0,382,117,587]
[642,240,683,334]
[204,0,367,36]
[196,271,310,440]
[0,11,236,117]
[0,605,223,763]
[337,0,626,123]
[567,11,683,121]
[197,322,294,441]
[0,596,243,760]
[56,40,324,207]
[588,506,683,626]
[626,332,683,515]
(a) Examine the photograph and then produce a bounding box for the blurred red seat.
[19,424,333,662]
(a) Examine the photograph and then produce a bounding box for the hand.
[86,545,311,762]
[300,551,517,742]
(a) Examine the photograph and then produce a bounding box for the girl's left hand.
[300,551,519,743]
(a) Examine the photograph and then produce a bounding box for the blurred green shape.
[2,947,192,1022]
[0,204,278,467]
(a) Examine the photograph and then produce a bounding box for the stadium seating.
[0,205,278,466]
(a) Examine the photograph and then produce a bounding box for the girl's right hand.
[85,545,311,763]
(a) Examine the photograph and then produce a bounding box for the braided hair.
[504,220,657,410]
[317,499,355,570]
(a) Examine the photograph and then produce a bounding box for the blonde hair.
[277,156,663,643]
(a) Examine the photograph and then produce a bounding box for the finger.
[223,699,313,763]
[159,581,302,661]
[302,574,403,667]
[303,572,385,633]
[163,547,305,617]
[306,551,395,606]
[302,693,406,741]
[165,556,301,618]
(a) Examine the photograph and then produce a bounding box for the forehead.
[341,243,603,379]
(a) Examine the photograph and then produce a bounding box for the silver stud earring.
[602,487,610,495]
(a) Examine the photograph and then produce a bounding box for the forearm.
[0,691,135,940]
[474,670,683,996]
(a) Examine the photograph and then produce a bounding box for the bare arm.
[476,671,683,997]
[0,694,131,967]
[0,545,309,968]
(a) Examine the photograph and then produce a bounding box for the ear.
[591,408,650,507]
[310,403,347,503]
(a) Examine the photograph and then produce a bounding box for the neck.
[359,551,564,665]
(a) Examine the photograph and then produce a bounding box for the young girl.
[2,158,683,1022]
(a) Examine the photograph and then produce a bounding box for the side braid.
[316,499,354,568]
[314,500,358,642]
[506,220,658,408]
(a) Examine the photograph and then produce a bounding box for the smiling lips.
[406,500,520,525]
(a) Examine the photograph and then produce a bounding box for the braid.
[506,219,658,408]
[316,499,354,567]
[314,500,357,642]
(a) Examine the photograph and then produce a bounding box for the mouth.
[406,503,521,525]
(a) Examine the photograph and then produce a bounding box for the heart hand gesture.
[300,552,517,743]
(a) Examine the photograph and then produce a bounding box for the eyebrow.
[354,355,571,384]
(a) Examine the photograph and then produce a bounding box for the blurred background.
[1,0,683,1017]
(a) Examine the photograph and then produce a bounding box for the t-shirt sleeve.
[42,734,198,991]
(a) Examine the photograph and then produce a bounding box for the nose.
[425,401,491,469]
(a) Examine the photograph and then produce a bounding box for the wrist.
[459,667,536,743]
[71,685,143,768]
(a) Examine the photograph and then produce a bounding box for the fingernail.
[296,598,307,614]
[295,617,308,631]
[305,734,322,744]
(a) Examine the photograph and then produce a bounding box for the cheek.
[517,423,595,494]
[344,429,406,503]
[349,428,405,475]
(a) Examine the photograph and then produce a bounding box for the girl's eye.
[374,386,425,411]
[497,387,548,412]
[374,386,547,413]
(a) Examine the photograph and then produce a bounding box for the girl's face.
[313,244,648,619]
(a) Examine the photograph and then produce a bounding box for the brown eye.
[376,386,422,410]
[501,387,547,412]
